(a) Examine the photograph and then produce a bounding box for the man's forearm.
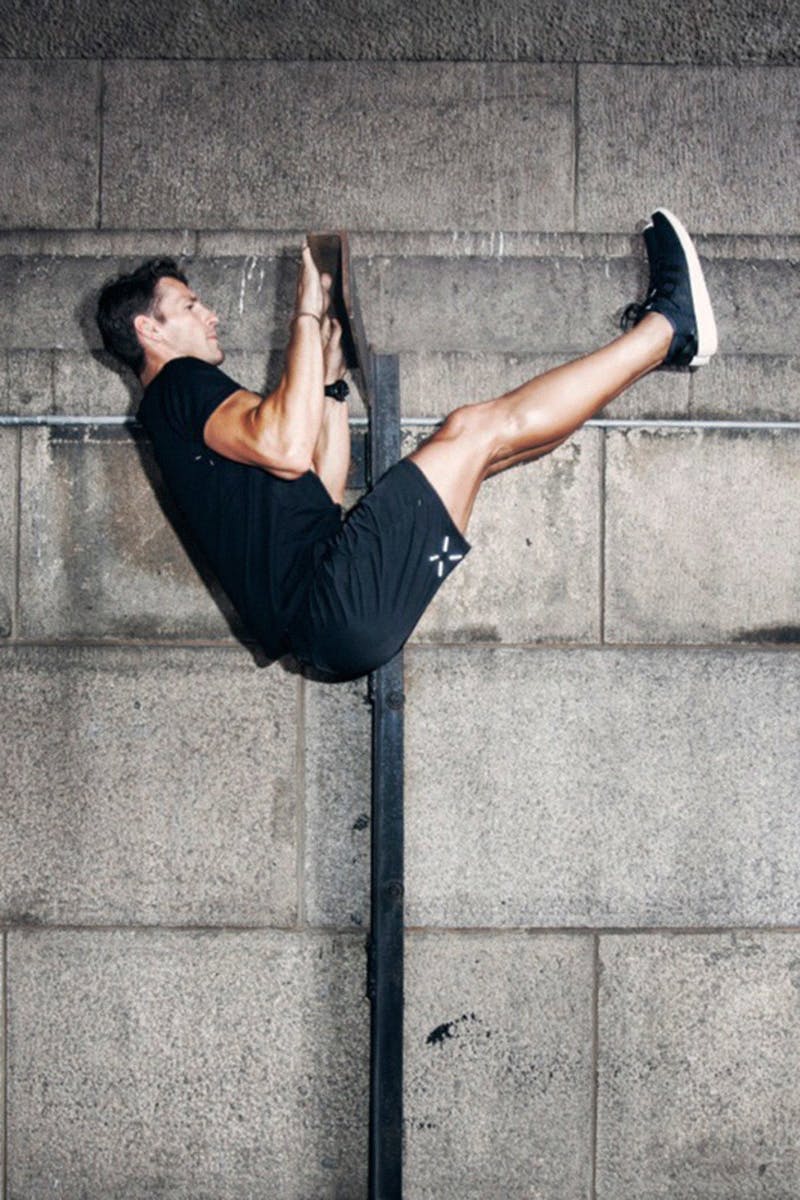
[312,396,351,504]
[267,313,325,461]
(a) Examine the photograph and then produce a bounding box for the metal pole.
[368,352,404,1200]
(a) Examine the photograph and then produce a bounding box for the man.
[96,209,716,681]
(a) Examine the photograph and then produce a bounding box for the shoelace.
[620,256,681,331]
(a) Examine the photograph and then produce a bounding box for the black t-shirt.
[137,356,343,658]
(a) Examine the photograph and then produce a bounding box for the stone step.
[2,424,799,646]
[0,240,797,417]
[4,345,800,423]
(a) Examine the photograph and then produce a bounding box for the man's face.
[151,277,224,365]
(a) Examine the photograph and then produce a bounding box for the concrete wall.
[2,3,799,1195]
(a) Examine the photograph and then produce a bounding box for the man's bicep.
[203,388,303,476]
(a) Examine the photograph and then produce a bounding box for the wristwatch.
[324,380,350,403]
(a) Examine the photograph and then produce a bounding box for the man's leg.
[410,207,717,532]
[410,312,671,532]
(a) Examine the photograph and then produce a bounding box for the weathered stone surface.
[1,0,797,62]
[0,933,3,1188]
[365,254,641,354]
[690,354,800,422]
[399,350,689,420]
[0,254,292,354]
[403,646,800,926]
[6,929,367,1199]
[604,428,800,643]
[102,62,574,231]
[405,931,593,1198]
[0,646,298,924]
[2,251,796,367]
[0,429,16,637]
[409,428,602,645]
[578,66,800,234]
[18,425,244,640]
[51,348,275,419]
[0,61,100,228]
[303,675,372,928]
[596,932,800,1197]
[0,350,52,413]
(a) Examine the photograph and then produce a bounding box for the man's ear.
[134,312,160,345]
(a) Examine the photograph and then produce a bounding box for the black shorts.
[286,458,470,681]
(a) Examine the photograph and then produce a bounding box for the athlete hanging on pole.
[96,209,717,681]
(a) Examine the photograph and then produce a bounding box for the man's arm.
[203,245,328,478]
[311,317,351,504]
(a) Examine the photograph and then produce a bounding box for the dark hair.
[96,258,189,376]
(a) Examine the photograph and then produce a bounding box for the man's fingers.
[295,242,325,319]
[327,318,342,347]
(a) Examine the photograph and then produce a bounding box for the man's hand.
[295,243,332,323]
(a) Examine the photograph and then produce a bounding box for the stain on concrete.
[426,1021,456,1046]
[426,1011,482,1047]
[430,624,502,643]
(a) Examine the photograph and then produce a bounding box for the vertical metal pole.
[368,353,404,1200]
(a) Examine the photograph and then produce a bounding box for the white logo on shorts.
[428,535,464,578]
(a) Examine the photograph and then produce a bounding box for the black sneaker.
[621,207,718,368]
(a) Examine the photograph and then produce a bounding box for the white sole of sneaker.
[653,206,718,366]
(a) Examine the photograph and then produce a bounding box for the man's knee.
[437,402,493,448]
[437,399,515,464]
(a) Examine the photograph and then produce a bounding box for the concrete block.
[362,252,634,355]
[53,350,139,416]
[708,257,800,356]
[0,254,120,351]
[2,0,797,63]
[0,646,299,924]
[303,675,372,928]
[358,253,798,361]
[0,62,100,228]
[399,350,689,420]
[102,62,574,231]
[0,430,17,638]
[597,932,800,1197]
[578,66,800,234]
[690,354,800,422]
[604,428,800,643]
[6,929,367,1199]
[18,425,244,640]
[0,350,53,414]
[403,646,800,926]
[407,428,602,645]
[405,931,593,1198]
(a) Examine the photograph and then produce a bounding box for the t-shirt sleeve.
[157,358,245,443]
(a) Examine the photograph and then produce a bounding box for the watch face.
[326,380,350,401]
